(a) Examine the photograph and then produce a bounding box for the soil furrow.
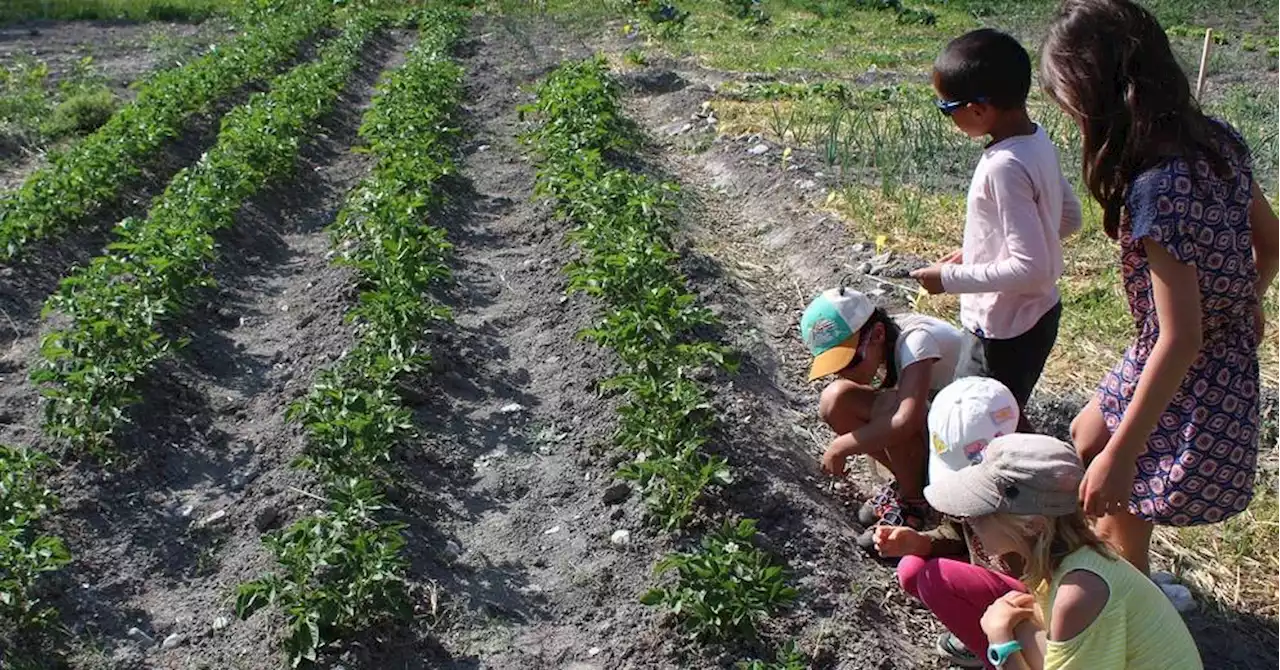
[403,20,680,669]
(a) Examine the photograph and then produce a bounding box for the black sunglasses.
[934,96,988,116]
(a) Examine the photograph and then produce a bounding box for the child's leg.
[1070,395,1110,464]
[979,302,1062,433]
[898,555,1026,666]
[1094,511,1155,575]
[819,379,893,471]
[882,429,927,501]
[1072,397,1155,573]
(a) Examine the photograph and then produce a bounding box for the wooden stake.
[1196,28,1214,99]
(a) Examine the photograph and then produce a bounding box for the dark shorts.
[956,301,1062,416]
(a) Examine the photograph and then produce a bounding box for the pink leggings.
[898,555,1027,669]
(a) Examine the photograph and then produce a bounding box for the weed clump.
[42,88,119,138]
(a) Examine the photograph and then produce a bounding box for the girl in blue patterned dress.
[1039,0,1279,577]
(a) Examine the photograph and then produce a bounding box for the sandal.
[935,632,983,668]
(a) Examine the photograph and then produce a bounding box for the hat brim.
[924,464,1006,518]
[807,335,860,381]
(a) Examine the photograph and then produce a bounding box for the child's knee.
[896,554,928,597]
[818,379,871,431]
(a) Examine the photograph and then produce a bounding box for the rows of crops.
[231,8,466,666]
[0,10,380,655]
[0,1,333,260]
[521,58,799,664]
[32,12,385,456]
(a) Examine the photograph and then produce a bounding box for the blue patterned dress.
[1097,123,1260,527]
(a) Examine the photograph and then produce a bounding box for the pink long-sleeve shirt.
[941,126,1082,340]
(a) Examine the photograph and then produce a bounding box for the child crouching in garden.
[924,433,1203,669]
[873,376,1024,667]
[801,286,964,548]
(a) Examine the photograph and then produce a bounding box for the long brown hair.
[1039,0,1236,239]
[973,511,1115,592]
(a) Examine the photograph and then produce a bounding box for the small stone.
[161,633,184,650]
[278,302,289,312]
[443,540,463,561]
[1159,583,1196,613]
[543,525,561,535]
[855,262,872,274]
[851,242,868,253]
[197,509,227,528]
[478,144,491,152]
[610,529,631,546]
[602,483,632,505]
[705,115,717,125]
[127,627,154,646]
[747,143,770,156]
[254,506,280,532]
[179,504,195,518]
[212,616,229,631]
[499,402,526,415]
[797,179,816,190]
[588,647,602,657]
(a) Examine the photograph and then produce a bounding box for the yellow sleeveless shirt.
[1035,546,1203,670]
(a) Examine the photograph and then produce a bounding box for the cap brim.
[808,341,857,381]
[924,464,1005,518]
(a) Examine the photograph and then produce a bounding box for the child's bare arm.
[1250,181,1278,292]
[1059,173,1083,238]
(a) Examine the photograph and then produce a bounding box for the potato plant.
[640,519,796,641]
[525,56,796,649]
[523,57,731,529]
[234,11,466,666]
[32,15,383,454]
[0,446,70,630]
[0,3,332,260]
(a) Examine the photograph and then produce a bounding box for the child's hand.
[821,439,849,476]
[872,526,931,557]
[939,248,963,264]
[980,592,1039,643]
[909,264,946,294]
[1079,448,1139,517]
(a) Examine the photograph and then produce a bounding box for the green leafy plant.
[641,519,797,641]
[724,0,767,24]
[234,15,465,666]
[0,4,331,260]
[0,446,71,629]
[737,640,809,670]
[235,479,408,668]
[41,88,119,138]
[32,13,379,453]
[0,58,51,145]
[524,57,735,528]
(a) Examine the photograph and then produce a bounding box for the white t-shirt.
[893,313,964,391]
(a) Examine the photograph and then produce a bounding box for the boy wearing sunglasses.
[910,28,1081,432]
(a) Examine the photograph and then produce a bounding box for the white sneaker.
[1158,582,1196,613]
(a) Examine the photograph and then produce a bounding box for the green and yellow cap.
[800,287,875,381]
